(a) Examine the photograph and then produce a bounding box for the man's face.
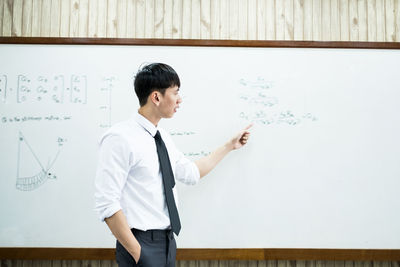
[158,85,182,118]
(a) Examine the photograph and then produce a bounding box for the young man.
[94,63,251,267]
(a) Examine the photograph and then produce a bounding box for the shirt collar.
[133,112,158,137]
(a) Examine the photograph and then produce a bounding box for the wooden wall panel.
[1,0,400,41]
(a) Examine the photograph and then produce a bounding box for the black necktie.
[154,130,181,235]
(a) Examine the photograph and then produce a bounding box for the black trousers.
[116,228,176,267]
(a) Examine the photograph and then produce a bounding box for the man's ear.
[150,91,160,105]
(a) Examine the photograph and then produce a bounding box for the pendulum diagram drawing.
[16,131,65,191]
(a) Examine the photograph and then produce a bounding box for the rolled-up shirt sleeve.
[174,151,200,185]
[94,133,131,221]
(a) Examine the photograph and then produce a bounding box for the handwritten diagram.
[16,131,66,191]
[238,77,317,126]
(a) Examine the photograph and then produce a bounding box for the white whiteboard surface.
[0,44,399,249]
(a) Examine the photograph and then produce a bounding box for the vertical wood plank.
[117,0,128,37]
[69,0,79,37]
[354,261,364,267]
[191,0,200,39]
[349,0,359,41]
[303,0,312,40]
[136,0,145,38]
[12,0,23,36]
[199,260,211,267]
[111,259,118,267]
[154,0,164,38]
[334,261,345,267]
[385,0,396,41]
[312,0,322,40]
[277,260,287,267]
[200,0,211,39]
[276,0,285,39]
[344,260,354,267]
[96,0,107,37]
[396,0,400,41]
[78,0,88,36]
[267,260,278,267]
[297,260,307,267]
[330,0,340,40]
[293,0,304,40]
[339,0,349,40]
[376,0,385,41]
[367,0,377,40]
[238,0,248,39]
[257,0,266,40]
[2,0,13,36]
[50,0,61,37]
[163,0,173,38]
[0,0,3,35]
[172,0,182,38]
[220,0,229,39]
[284,0,293,40]
[181,0,191,38]
[42,260,52,267]
[102,260,114,267]
[321,0,331,40]
[31,0,42,36]
[144,0,155,38]
[106,0,117,37]
[126,0,136,37]
[248,0,257,39]
[266,0,275,39]
[306,260,316,267]
[21,0,32,36]
[59,0,70,37]
[88,0,98,37]
[358,0,368,40]
[40,0,51,36]
[229,0,239,39]
[1,260,12,267]
[210,0,220,39]
[22,260,33,267]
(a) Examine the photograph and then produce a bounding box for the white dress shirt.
[94,113,200,231]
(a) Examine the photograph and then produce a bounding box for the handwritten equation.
[0,75,7,102]
[0,74,87,104]
[99,76,115,128]
[1,115,72,124]
[240,110,317,126]
[238,77,317,126]
[183,151,211,157]
[170,131,196,136]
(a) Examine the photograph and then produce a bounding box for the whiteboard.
[0,44,399,249]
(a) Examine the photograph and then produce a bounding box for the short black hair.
[134,63,181,106]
